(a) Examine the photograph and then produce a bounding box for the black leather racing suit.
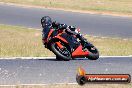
[42,21,93,49]
[52,22,89,45]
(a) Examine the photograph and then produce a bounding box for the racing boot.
[81,39,95,51]
[77,34,95,50]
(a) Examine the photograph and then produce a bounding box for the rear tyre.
[51,42,71,61]
[56,55,62,61]
[87,46,99,60]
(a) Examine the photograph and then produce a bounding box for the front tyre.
[51,42,71,61]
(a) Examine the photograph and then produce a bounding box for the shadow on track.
[37,58,91,61]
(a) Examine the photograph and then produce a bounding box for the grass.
[0,84,132,88]
[0,24,132,57]
[0,25,54,57]
[0,0,132,15]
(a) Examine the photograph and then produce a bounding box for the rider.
[41,16,93,49]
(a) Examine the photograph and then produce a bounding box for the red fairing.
[72,45,89,58]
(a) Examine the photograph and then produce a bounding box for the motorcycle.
[42,26,99,61]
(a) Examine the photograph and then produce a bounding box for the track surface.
[0,57,132,85]
[0,4,132,38]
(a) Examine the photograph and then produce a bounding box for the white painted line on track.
[99,56,132,58]
[0,57,56,59]
[0,56,131,59]
[21,83,77,86]
[0,83,78,86]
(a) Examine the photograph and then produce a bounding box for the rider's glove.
[75,28,81,34]
[59,24,67,29]
[52,21,60,29]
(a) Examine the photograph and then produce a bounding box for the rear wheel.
[56,55,62,61]
[87,46,99,60]
[51,41,71,61]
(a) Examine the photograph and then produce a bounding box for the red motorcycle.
[42,27,99,61]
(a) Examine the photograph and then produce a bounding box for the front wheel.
[51,41,71,61]
[87,46,99,60]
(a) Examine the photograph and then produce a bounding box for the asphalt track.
[0,4,132,38]
[0,57,132,85]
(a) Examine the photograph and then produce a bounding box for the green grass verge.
[0,0,132,15]
[0,24,132,57]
